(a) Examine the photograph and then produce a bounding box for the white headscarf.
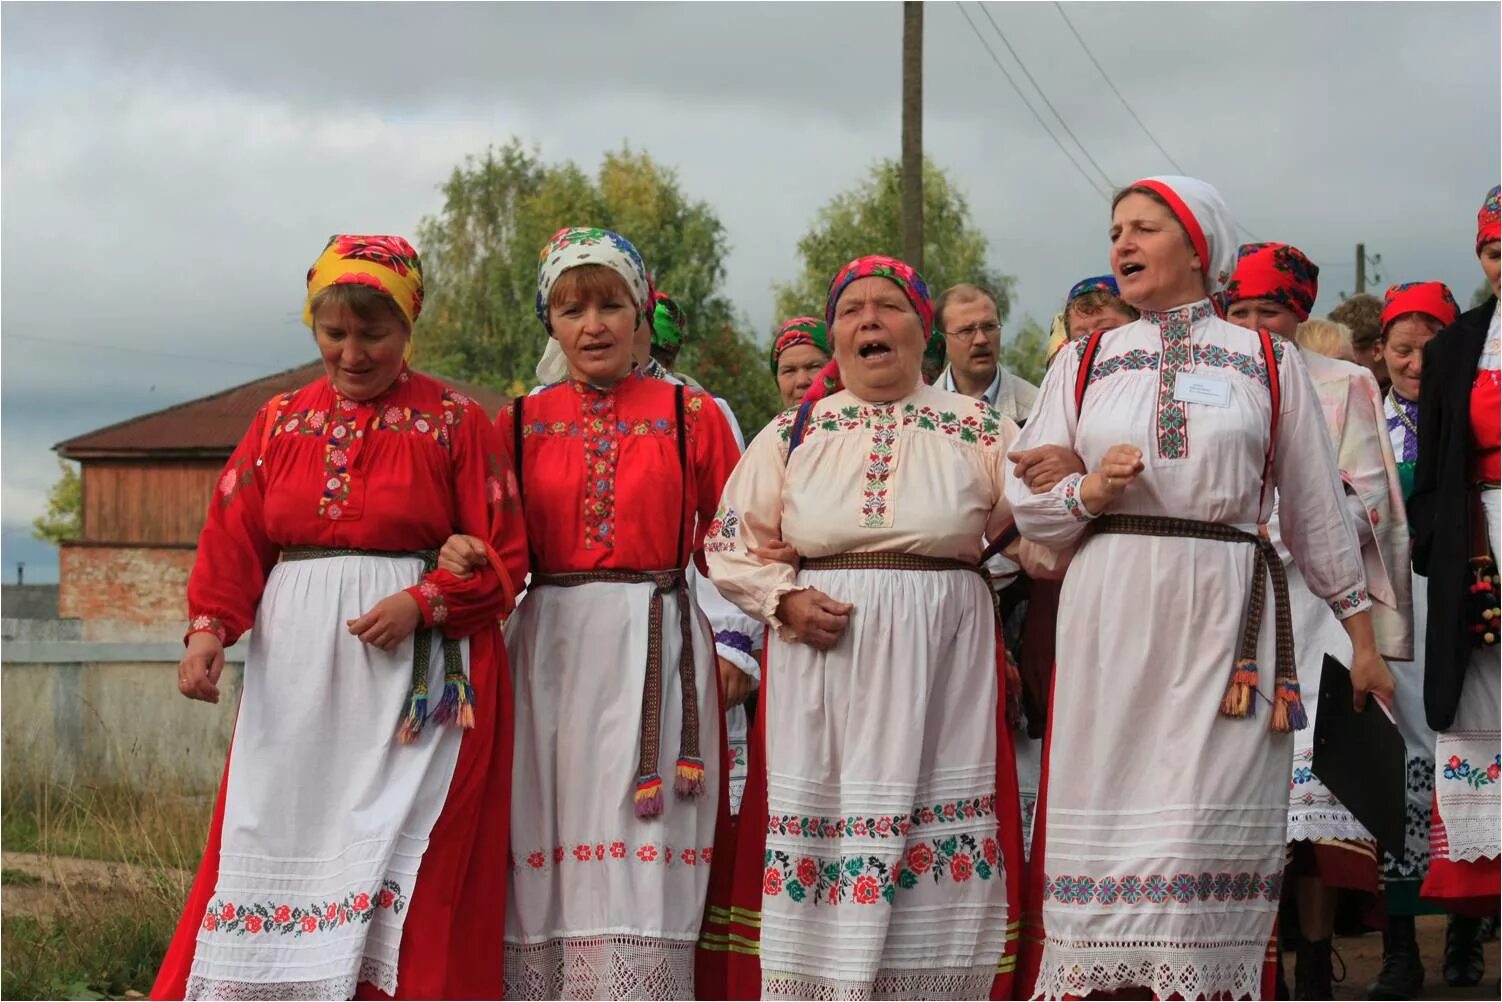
[1129,175,1237,296]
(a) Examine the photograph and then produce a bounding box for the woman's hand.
[348,592,423,651]
[1008,444,1087,494]
[1079,444,1145,512]
[718,657,756,708]
[751,539,800,566]
[437,534,487,578]
[775,588,854,650]
[1349,647,1397,714]
[178,632,227,703]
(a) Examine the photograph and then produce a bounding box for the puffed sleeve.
[1004,341,1099,548]
[185,402,282,646]
[705,410,800,627]
[403,395,528,636]
[1272,347,1370,618]
[686,388,741,573]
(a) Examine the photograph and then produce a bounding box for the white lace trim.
[185,957,394,1000]
[502,934,694,1000]
[1439,817,1502,863]
[1286,808,1374,844]
[763,965,995,1001]
[1031,940,1264,1001]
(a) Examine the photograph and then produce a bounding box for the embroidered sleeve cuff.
[406,580,449,627]
[1328,587,1372,620]
[714,630,761,680]
[1060,473,1098,522]
[185,615,228,646]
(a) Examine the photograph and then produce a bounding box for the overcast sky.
[3,1,1498,583]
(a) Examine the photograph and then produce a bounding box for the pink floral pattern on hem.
[201,879,406,936]
[508,841,714,875]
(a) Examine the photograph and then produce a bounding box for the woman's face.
[551,276,639,386]
[776,343,830,408]
[312,302,410,401]
[1225,298,1302,340]
[1481,240,1500,296]
[1066,305,1136,341]
[1111,193,1204,312]
[829,276,926,402]
[1384,315,1438,401]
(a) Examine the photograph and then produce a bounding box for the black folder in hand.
[1310,654,1407,852]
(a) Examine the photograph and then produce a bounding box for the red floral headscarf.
[1380,282,1460,333]
[803,255,933,404]
[1223,242,1321,321]
[303,234,424,328]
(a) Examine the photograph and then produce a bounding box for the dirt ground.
[1288,916,1499,1000]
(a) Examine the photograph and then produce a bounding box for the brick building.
[54,363,506,640]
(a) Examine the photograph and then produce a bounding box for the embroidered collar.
[329,364,410,410]
[1139,300,1216,328]
[569,368,641,397]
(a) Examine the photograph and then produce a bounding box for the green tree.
[999,316,1051,387]
[413,140,779,430]
[1474,281,1494,309]
[773,157,1014,326]
[32,460,81,545]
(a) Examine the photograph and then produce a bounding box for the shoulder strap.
[980,523,1021,565]
[675,383,688,568]
[786,399,817,464]
[512,395,526,501]
[1259,329,1281,475]
[1073,330,1108,413]
[257,391,293,460]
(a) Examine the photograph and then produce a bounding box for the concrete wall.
[1,585,60,619]
[3,639,245,794]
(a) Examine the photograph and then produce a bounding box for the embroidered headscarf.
[769,316,831,373]
[803,255,933,404]
[534,227,651,334]
[1380,282,1460,333]
[1223,242,1321,321]
[1067,275,1120,304]
[1478,184,1501,254]
[650,291,687,350]
[303,234,424,328]
[1125,176,1238,297]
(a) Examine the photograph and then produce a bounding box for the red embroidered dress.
[153,366,528,1001]
[499,371,741,1000]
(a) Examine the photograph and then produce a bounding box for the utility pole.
[901,1,924,272]
[1355,242,1366,295]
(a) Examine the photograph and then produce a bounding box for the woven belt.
[531,568,704,818]
[280,546,473,743]
[799,551,1024,728]
[1092,514,1306,732]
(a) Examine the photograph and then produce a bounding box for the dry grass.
[1,781,208,999]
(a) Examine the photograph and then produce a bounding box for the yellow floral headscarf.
[302,234,425,329]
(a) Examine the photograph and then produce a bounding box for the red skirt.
[1420,795,1501,918]
[151,626,513,1001]
[695,622,1026,999]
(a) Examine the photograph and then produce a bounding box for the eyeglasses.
[944,322,1001,341]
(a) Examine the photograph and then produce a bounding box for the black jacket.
[1409,295,1497,731]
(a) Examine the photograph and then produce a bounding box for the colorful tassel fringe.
[674,757,705,798]
[396,691,428,744]
[429,673,477,730]
[1270,680,1308,733]
[634,774,665,818]
[1219,658,1259,719]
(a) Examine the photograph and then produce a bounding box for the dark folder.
[1310,654,1407,852]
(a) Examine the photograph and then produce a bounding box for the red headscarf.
[1478,184,1500,254]
[1223,242,1320,321]
[1380,282,1460,333]
[802,255,933,404]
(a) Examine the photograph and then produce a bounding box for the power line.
[1052,1,1185,175]
[1047,1,1262,243]
[953,2,1110,202]
[7,332,275,370]
[975,2,1115,193]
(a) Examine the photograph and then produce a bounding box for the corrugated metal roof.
[56,362,511,458]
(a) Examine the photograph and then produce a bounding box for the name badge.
[1173,372,1232,408]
